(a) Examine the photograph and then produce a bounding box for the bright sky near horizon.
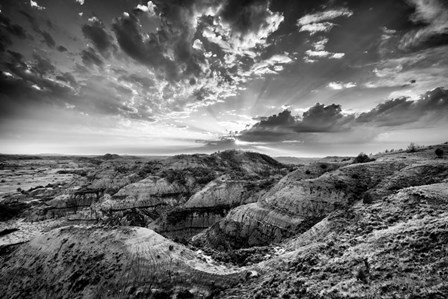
[1,0,448,157]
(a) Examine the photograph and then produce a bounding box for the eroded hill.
[1,144,448,298]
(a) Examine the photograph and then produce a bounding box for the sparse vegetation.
[353,153,374,164]
[407,142,418,153]
[362,192,373,204]
[435,148,444,158]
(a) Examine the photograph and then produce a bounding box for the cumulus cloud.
[135,1,156,16]
[297,8,353,26]
[305,50,344,58]
[55,72,78,88]
[328,81,356,90]
[252,54,293,75]
[297,8,353,34]
[218,0,284,50]
[400,0,448,50]
[238,87,448,142]
[30,0,45,10]
[106,0,289,117]
[112,13,183,81]
[298,7,351,62]
[238,110,297,142]
[239,104,354,142]
[357,87,448,126]
[303,37,345,62]
[299,22,335,35]
[82,17,116,57]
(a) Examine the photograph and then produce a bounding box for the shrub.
[355,268,368,283]
[319,163,328,170]
[305,170,311,175]
[406,142,417,153]
[435,148,444,158]
[353,153,374,164]
[363,192,373,204]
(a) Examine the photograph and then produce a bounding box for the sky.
[0,0,447,157]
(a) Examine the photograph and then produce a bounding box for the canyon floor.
[1,144,447,298]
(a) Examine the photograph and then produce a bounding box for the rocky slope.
[219,182,448,299]
[1,143,448,298]
[0,225,245,298]
[0,150,290,244]
[199,146,448,249]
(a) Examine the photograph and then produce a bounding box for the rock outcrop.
[157,176,276,240]
[220,182,448,298]
[202,158,448,248]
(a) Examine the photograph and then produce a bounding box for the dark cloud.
[220,0,276,35]
[19,10,39,31]
[252,110,296,127]
[81,47,104,68]
[0,52,143,121]
[0,13,27,52]
[399,0,448,51]
[19,10,56,48]
[7,50,24,62]
[74,63,90,74]
[357,87,448,126]
[55,72,78,88]
[356,98,416,126]
[111,13,180,81]
[32,52,56,75]
[81,17,116,57]
[0,61,76,119]
[46,19,54,30]
[0,14,27,39]
[40,31,56,48]
[57,45,68,52]
[239,110,298,142]
[239,104,353,142]
[239,88,448,142]
[297,103,354,133]
[0,32,12,52]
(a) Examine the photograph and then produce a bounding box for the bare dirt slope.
[0,225,246,298]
